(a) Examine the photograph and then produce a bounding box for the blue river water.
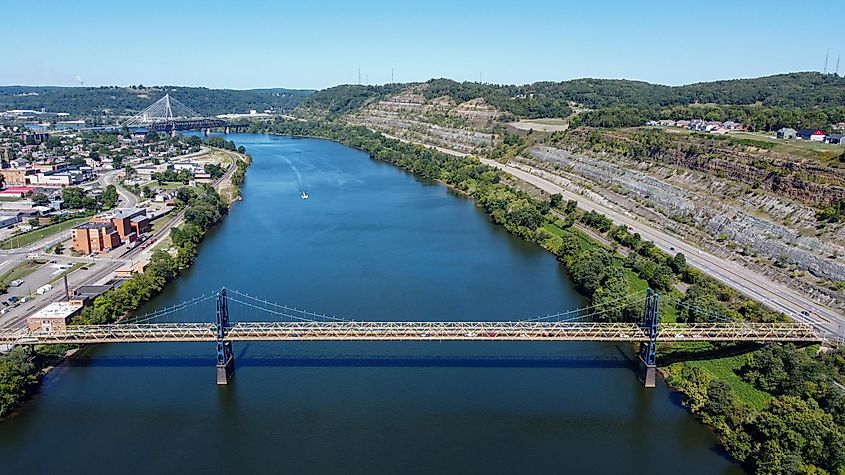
[0,133,742,474]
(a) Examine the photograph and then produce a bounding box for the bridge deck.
[1,321,821,345]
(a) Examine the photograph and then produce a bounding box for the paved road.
[99,171,139,208]
[480,158,844,337]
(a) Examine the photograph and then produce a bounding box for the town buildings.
[71,208,151,254]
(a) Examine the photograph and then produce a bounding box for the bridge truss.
[0,321,820,346]
[2,287,823,386]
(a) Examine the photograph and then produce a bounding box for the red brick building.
[72,221,121,254]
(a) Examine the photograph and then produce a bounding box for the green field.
[523,118,568,125]
[0,217,90,249]
[657,126,844,162]
[663,342,771,410]
[728,131,844,160]
[0,259,46,289]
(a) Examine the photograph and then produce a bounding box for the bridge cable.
[521,291,648,322]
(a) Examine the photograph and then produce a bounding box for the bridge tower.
[215,288,235,384]
[638,288,659,387]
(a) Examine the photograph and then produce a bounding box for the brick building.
[27,301,84,332]
[72,221,121,254]
[92,208,151,242]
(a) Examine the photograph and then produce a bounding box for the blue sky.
[5,0,844,89]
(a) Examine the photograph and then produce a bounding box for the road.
[99,171,139,208]
[0,149,242,331]
[479,158,844,337]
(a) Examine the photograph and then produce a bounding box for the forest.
[0,86,313,117]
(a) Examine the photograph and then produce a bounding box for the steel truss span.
[0,321,821,345]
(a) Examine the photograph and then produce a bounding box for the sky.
[4,0,844,90]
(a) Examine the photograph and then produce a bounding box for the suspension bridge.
[0,288,822,387]
[121,94,247,134]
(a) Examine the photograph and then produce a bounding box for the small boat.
[300,191,309,200]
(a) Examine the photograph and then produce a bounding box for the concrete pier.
[216,351,235,385]
[638,356,656,388]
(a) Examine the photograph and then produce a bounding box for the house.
[825,134,845,145]
[796,129,826,141]
[776,128,797,139]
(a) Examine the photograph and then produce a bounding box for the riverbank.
[0,139,252,420]
[249,119,845,473]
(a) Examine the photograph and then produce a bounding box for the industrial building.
[72,221,121,254]
[72,208,151,254]
[26,301,84,333]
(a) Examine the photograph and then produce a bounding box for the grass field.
[0,216,91,250]
[728,131,844,160]
[656,126,844,162]
[663,342,771,410]
[0,260,46,288]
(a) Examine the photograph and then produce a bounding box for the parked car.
[9,279,23,287]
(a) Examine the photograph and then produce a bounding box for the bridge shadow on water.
[62,354,635,370]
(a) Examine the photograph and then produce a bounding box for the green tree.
[0,348,38,417]
[61,187,97,210]
[31,192,49,207]
[100,185,119,209]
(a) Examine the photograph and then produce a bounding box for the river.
[0,133,742,474]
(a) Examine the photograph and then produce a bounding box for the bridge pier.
[638,289,659,388]
[215,288,235,385]
[216,342,235,384]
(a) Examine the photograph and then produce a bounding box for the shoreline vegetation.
[249,119,845,474]
[0,137,251,421]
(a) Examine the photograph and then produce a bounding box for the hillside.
[0,86,313,117]
[424,72,845,111]
[301,74,845,311]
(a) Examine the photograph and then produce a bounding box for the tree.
[703,380,735,423]
[204,163,225,179]
[100,185,119,209]
[144,131,160,143]
[112,156,123,169]
[61,187,97,210]
[31,192,49,207]
[27,218,39,228]
[591,274,631,322]
[671,252,688,274]
[0,348,38,417]
[549,193,563,208]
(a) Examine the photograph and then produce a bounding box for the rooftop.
[77,221,115,230]
[29,302,83,320]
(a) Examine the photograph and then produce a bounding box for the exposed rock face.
[568,129,845,207]
[347,85,497,155]
[530,145,845,284]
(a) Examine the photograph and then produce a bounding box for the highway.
[479,158,844,337]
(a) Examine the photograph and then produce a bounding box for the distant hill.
[297,72,845,121]
[0,86,314,117]
[424,72,845,111]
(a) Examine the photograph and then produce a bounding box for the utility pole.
[824,48,830,74]
[836,55,841,76]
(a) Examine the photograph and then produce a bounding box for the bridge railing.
[0,321,821,345]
